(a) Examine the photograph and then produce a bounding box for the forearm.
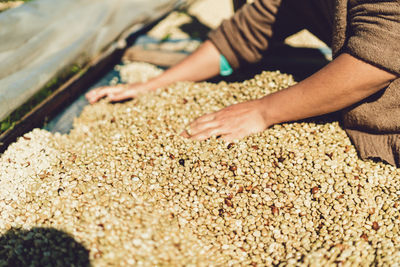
[261,53,397,125]
[86,40,221,104]
[144,40,220,91]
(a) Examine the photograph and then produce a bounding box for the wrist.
[145,74,176,91]
[256,96,281,128]
[133,78,164,92]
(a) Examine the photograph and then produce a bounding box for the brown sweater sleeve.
[345,0,400,76]
[208,0,282,69]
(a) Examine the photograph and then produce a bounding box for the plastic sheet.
[0,0,184,120]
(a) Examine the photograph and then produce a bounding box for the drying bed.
[0,64,399,266]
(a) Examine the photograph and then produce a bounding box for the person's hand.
[85,83,150,104]
[181,99,271,142]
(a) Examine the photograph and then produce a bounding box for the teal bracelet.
[220,54,233,76]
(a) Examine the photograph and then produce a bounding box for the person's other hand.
[85,83,150,104]
[181,99,271,142]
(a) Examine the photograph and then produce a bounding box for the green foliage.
[161,33,172,42]
[0,64,83,135]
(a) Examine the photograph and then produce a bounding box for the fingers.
[179,101,266,142]
[85,85,125,104]
[181,112,221,140]
[179,110,232,140]
[108,89,136,102]
[189,118,220,134]
[192,113,216,124]
[180,130,191,138]
[220,132,243,142]
[85,87,113,104]
[180,120,229,141]
[190,126,231,141]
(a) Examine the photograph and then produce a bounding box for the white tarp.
[0,0,185,120]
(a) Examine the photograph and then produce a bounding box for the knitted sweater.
[209,0,400,166]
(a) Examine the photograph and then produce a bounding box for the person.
[86,0,400,166]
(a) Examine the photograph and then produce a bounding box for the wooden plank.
[123,46,188,67]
